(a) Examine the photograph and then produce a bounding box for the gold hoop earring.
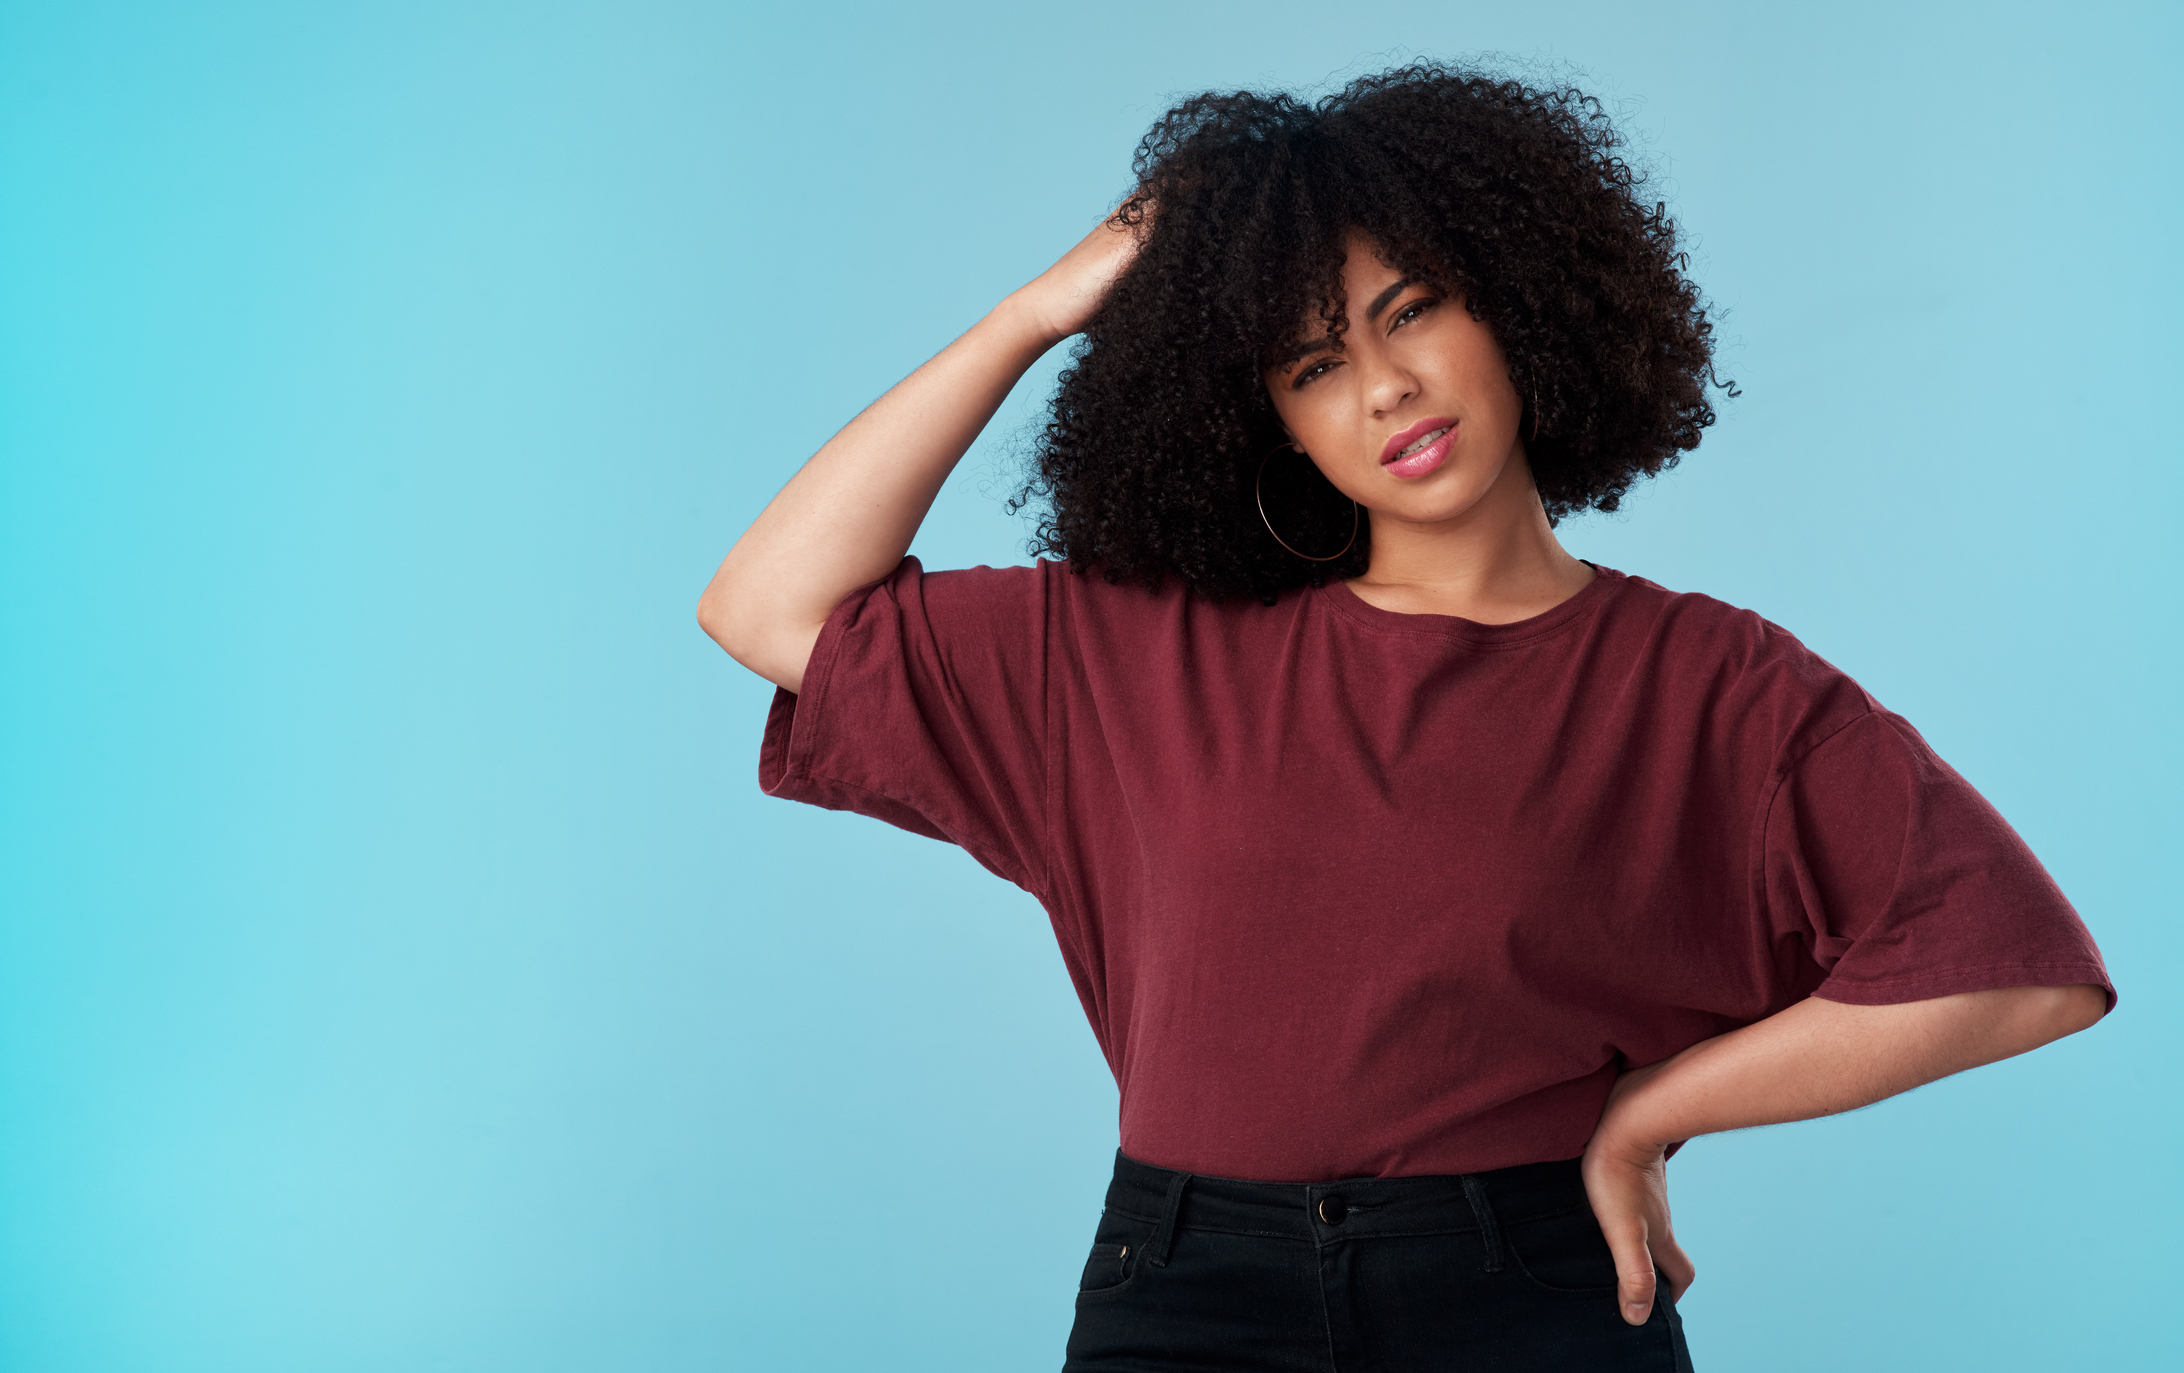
[1256,442,1359,563]
[1528,389,1542,444]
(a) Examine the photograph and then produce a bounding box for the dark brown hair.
[1012,61,1732,601]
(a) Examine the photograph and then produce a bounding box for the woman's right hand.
[1009,203,1153,346]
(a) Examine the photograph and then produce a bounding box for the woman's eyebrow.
[1272,277,1423,369]
[1363,277,1417,321]
[1274,334,1338,368]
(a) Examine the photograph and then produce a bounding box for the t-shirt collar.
[1312,561,1623,645]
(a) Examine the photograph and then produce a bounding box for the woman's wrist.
[1001,211,1152,348]
[1591,1057,1686,1157]
[994,285,1075,353]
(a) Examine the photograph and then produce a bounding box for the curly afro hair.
[1013,62,1730,602]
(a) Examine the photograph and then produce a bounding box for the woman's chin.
[1365,484,1501,531]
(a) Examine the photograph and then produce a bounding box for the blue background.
[2,2,2177,1368]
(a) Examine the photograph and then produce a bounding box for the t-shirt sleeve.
[758,555,1052,894]
[1760,710,2114,1010]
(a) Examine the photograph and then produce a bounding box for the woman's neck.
[1344,458,1594,624]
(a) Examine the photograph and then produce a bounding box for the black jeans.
[1064,1151,1695,1373]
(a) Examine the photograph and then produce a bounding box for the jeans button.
[1317,1196,1348,1225]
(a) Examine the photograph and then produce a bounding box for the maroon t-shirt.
[759,556,2111,1182]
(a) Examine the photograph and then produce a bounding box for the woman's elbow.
[2005,982,2110,1052]
[693,588,816,694]
[695,585,740,653]
[696,574,772,661]
[2046,982,2111,1038]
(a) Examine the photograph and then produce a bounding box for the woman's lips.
[1379,416,1452,463]
[1382,421,1456,479]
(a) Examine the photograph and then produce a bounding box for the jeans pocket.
[1079,1242,1131,1294]
[1075,1212,1154,1303]
[1505,1203,1622,1294]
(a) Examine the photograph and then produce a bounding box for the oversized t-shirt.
[758,556,2112,1182]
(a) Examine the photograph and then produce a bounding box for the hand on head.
[1014,197,1155,345]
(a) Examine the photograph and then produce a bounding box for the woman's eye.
[1292,360,1335,388]
[1392,297,1438,329]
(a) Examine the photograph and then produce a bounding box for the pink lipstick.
[1379,416,1457,480]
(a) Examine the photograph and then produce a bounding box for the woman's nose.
[1362,353,1419,416]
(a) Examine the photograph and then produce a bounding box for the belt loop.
[1460,1175,1505,1273]
[1144,1170,1193,1268]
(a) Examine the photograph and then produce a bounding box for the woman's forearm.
[1581,982,2106,1325]
[1600,983,2108,1152]
[696,293,1060,692]
[698,211,1148,693]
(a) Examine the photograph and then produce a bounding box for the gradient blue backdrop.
[2,2,2177,1369]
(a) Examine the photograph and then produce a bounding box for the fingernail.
[1625,1302,1649,1323]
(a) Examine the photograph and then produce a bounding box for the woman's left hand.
[1574,986,2108,1328]
[1581,1061,1697,1327]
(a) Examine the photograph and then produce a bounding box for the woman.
[698,64,2110,1371]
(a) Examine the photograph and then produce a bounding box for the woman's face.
[1263,234,1530,532]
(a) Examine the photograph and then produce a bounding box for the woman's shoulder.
[1604,569,1837,666]
[916,555,1204,616]
[886,556,1214,655]
[1598,569,1883,749]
